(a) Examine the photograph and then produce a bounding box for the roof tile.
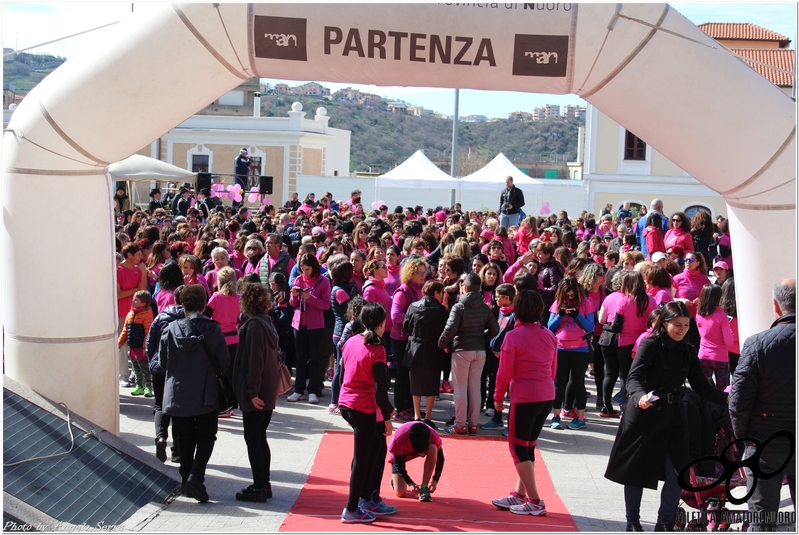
[699,23,791,45]
[731,48,795,86]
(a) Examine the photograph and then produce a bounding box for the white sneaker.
[485,408,495,417]
[492,491,526,509]
[308,393,319,404]
[286,392,304,402]
[510,499,546,516]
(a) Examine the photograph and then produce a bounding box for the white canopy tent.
[374,149,459,209]
[458,153,545,214]
[108,154,197,207]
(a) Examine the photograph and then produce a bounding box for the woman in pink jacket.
[491,290,558,517]
[663,212,694,254]
[287,254,331,404]
[695,283,735,391]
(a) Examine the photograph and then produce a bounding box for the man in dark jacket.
[438,273,499,435]
[498,176,525,229]
[159,284,229,503]
[729,278,795,530]
[233,148,252,208]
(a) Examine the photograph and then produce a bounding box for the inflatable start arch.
[3,3,794,432]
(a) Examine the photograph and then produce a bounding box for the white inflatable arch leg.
[2,3,793,431]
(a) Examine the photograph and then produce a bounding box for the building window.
[624,130,646,161]
[192,155,209,173]
[685,205,711,219]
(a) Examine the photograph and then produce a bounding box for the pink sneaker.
[442,380,454,394]
[561,408,577,419]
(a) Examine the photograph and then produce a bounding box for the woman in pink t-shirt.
[206,267,242,416]
[720,279,740,374]
[338,303,397,523]
[672,251,710,344]
[384,246,402,296]
[695,284,735,391]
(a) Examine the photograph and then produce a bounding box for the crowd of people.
[113,186,794,529]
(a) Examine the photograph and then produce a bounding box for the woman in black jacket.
[604,302,728,531]
[690,210,714,272]
[535,241,564,325]
[403,280,449,427]
[232,283,280,503]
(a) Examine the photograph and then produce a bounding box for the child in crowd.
[118,290,155,397]
[206,266,241,417]
[481,283,517,430]
[331,297,366,414]
[389,421,445,502]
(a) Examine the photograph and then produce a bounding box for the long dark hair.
[721,278,737,318]
[697,283,722,317]
[621,271,649,317]
[555,276,585,310]
[359,302,386,345]
[648,301,690,340]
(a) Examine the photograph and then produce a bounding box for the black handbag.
[182,318,237,412]
[598,312,624,347]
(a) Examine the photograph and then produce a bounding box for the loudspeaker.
[115,181,126,193]
[197,172,212,192]
[259,175,273,195]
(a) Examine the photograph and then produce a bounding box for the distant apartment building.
[3,81,16,110]
[409,106,435,117]
[562,105,587,121]
[272,83,290,95]
[532,104,560,121]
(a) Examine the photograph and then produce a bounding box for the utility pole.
[450,89,459,206]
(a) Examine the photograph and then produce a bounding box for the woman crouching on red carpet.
[491,290,558,516]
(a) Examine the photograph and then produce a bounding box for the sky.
[3,1,797,118]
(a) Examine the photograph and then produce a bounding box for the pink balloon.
[113,199,117,208]
[227,184,236,192]
[371,200,386,209]
[212,183,224,191]
[262,196,271,205]
[233,193,243,203]
[189,198,196,207]
[248,193,259,203]
[247,209,252,219]
[250,187,259,193]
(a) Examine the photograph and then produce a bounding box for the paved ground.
[119,373,795,532]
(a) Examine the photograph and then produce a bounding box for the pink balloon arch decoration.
[539,201,551,215]
[248,187,271,208]
[227,184,243,203]
[371,200,386,210]
[210,183,226,199]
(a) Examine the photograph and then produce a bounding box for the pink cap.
[713,260,730,271]
[480,229,494,240]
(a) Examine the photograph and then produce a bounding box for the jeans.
[117,316,130,381]
[171,410,218,485]
[242,410,274,488]
[331,335,342,405]
[624,454,682,526]
[293,326,323,396]
[450,349,486,428]
[500,212,520,229]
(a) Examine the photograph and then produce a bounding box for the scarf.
[367,276,385,289]
[685,268,701,280]
[499,304,514,316]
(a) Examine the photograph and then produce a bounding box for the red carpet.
[279,430,577,532]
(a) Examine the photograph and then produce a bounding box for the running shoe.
[286,392,305,402]
[468,425,478,435]
[502,429,508,437]
[480,420,504,430]
[600,406,620,418]
[218,409,234,418]
[442,380,454,393]
[144,386,154,398]
[308,393,319,404]
[359,497,398,516]
[550,415,564,430]
[485,408,495,417]
[443,425,468,435]
[510,499,547,516]
[568,417,586,430]
[561,408,577,419]
[341,507,376,523]
[423,419,438,430]
[492,491,526,509]
[326,367,334,381]
[131,385,145,396]
[418,486,432,502]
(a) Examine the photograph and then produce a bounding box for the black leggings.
[602,343,619,409]
[508,400,552,464]
[553,350,590,411]
[617,344,634,394]
[242,410,273,488]
[340,407,387,512]
[293,326,323,396]
[564,338,604,409]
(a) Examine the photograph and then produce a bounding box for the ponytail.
[358,302,387,346]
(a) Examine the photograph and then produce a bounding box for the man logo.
[512,35,568,77]
[254,16,307,61]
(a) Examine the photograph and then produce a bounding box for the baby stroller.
[674,389,749,532]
